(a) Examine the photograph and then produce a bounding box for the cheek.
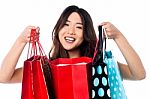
[58,33,60,41]
[80,37,84,43]
[78,32,84,40]
[77,34,84,44]
[58,30,64,40]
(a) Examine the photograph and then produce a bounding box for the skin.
[101,22,146,80]
[58,12,84,58]
[0,12,146,83]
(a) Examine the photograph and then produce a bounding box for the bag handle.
[103,26,114,59]
[27,29,37,59]
[92,25,107,64]
[27,28,47,60]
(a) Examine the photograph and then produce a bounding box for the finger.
[29,26,40,35]
[36,27,40,32]
[103,27,108,39]
[100,22,108,26]
[27,26,39,34]
[101,23,109,31]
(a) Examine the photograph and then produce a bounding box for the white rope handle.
[102,26,108,39]
[102,26,112,52]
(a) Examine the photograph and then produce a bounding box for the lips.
[64,36,76,43]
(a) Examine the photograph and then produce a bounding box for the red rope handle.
[27,27,48,60]
[27,28,40,59]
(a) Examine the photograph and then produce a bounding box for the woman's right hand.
[17,26,39,44]
[0,26,40,83]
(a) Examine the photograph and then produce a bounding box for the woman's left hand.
[101,22,122,39]
[101,22,146,80]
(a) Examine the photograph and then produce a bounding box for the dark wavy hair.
[49,5,97,60]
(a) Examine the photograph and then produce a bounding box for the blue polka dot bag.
[92,26,127,99]
[104,50,127,99]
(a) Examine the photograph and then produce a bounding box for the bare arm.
[115,35,146,80]
[102,22,146,80]
[0,26,38,83]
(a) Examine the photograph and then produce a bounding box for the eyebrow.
[66,20,83,25]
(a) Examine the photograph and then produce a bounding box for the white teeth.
[65,37,75,42]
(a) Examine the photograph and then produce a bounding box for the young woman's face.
[58,12,83,51]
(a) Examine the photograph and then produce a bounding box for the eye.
[64,21,70,26]
[64,23,69,26]
[76,26,83,29]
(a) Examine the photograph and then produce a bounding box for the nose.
[68,26,75,35]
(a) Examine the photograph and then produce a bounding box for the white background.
[0,0,149,99]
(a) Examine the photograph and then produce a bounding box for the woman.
[0,5,146,83]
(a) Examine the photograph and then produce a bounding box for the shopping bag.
[32,56,49,99]
[21,56,34,99]
[92,26,111,98]
[21,28,53,99]
[21,28,39,99]
[50,57,92,99]
[104,50,127,99]
[102,26,127,99]
[41,56,55,98]
[92,25,127,99]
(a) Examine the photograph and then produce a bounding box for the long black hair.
[49,5,97,60]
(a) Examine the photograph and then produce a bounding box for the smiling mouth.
[64,37,75,43]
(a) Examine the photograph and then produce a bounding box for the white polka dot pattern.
[104,51,127,99]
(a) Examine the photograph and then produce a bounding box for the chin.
[64,48,74,51]
[65,47,80,51]
[63,46,74,51]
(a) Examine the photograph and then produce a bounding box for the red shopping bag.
[50,57,92,99]
[32,56,49,99]
[21,29,53,99]
[21,57,34,99]
[22,56,50,99]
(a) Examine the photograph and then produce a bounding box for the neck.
[68,49,81,58]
